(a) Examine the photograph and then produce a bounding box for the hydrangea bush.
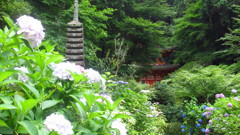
[109,80,167,135]
[180,89,240,135]
[205,90,240,135]
[0,16,129,135]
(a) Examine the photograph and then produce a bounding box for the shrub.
[109,80,167,135]
[205,90,240,135]
[0,16,129,135]
[163,62,240,103]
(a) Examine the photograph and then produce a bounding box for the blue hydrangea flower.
[195,123,201,128]
[201,128,206,133]
[198,119,203,123]
[181,129,185,132]
[181,113,186,117]
[202,113,206,117]
[189,128,193,132]
[180,125,186,128]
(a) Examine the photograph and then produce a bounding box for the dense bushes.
[162,63,240,103]
[0,16,167,135]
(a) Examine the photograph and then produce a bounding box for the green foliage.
[118,17,165,63]
[173,0,212,64]
[109,80,166,135]
[216,5,240,62]
[0,0,32,28]
[0,16,129,135]
[133,0,176,21]
[85,35,130,74]
[180,99,210,135]
[153,83,175,104]
[173,0,240,64]
[28,0,114,53]
[164,122,184,135]
[163,63,240,103]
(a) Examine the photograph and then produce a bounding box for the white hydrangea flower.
[85,68,106,89]
[44,113,73,135]
[94,93,114,104]
[100,93,113,104]
[111,119,127,135]
[14,67,29,82]
[140,90,150,93]
[16,15,45,48]
[51,62,85,80]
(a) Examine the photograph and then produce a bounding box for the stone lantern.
[66,0,84,66]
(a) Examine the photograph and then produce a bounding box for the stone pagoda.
[66,0,84,66]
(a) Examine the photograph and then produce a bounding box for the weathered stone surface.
[66,49,84,54]
[67,33,83,37]
[66,43,83,48]
[67,38,83,43]
[67,28,83,32]
[67,21,82,27]
[66,55,84,60]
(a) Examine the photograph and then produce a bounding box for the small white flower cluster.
[111,119,127,135]
[51,62,85,80]
[14,67,29,82]
[96,93,114,104]
[146,106,162,118]
[80,93,114,105]
[51,63,106,87]
[140,90,150,93]
[44,113,73,135]
[16,15,45,48]
[85,68,106,89]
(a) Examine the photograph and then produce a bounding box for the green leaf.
[0,80,22,87]
[3,16,14,28]
[46,54,64,65]
[0,71,14,82]
[18,83,40,99]
[18,121,39,135]
[0,127,14,134]
[88,112,102,120]
[41,100,61,110]
[0,104,17,110]
[21,99,38,114]
[0,120,9,128]
[111,98,123,110]
[0,95,13,104]
[112,114,130,120]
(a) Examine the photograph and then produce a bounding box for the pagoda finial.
[73,0,79,22]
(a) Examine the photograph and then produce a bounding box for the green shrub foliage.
[163,62,240,103]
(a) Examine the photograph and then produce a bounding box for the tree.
[216,5,240,62]
[0,0,32,28]
[173,0,240,64]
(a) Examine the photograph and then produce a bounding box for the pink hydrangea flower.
[205,107,214,111]
[205,128,210,133]
[219,93,225,98]
[224,113,229,117]
[227,103,233,107]
[215,94,220,98]
[208,120,212,125]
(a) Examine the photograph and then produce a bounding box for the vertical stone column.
[66,0,85,67]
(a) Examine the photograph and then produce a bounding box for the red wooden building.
[139,49,179,85]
